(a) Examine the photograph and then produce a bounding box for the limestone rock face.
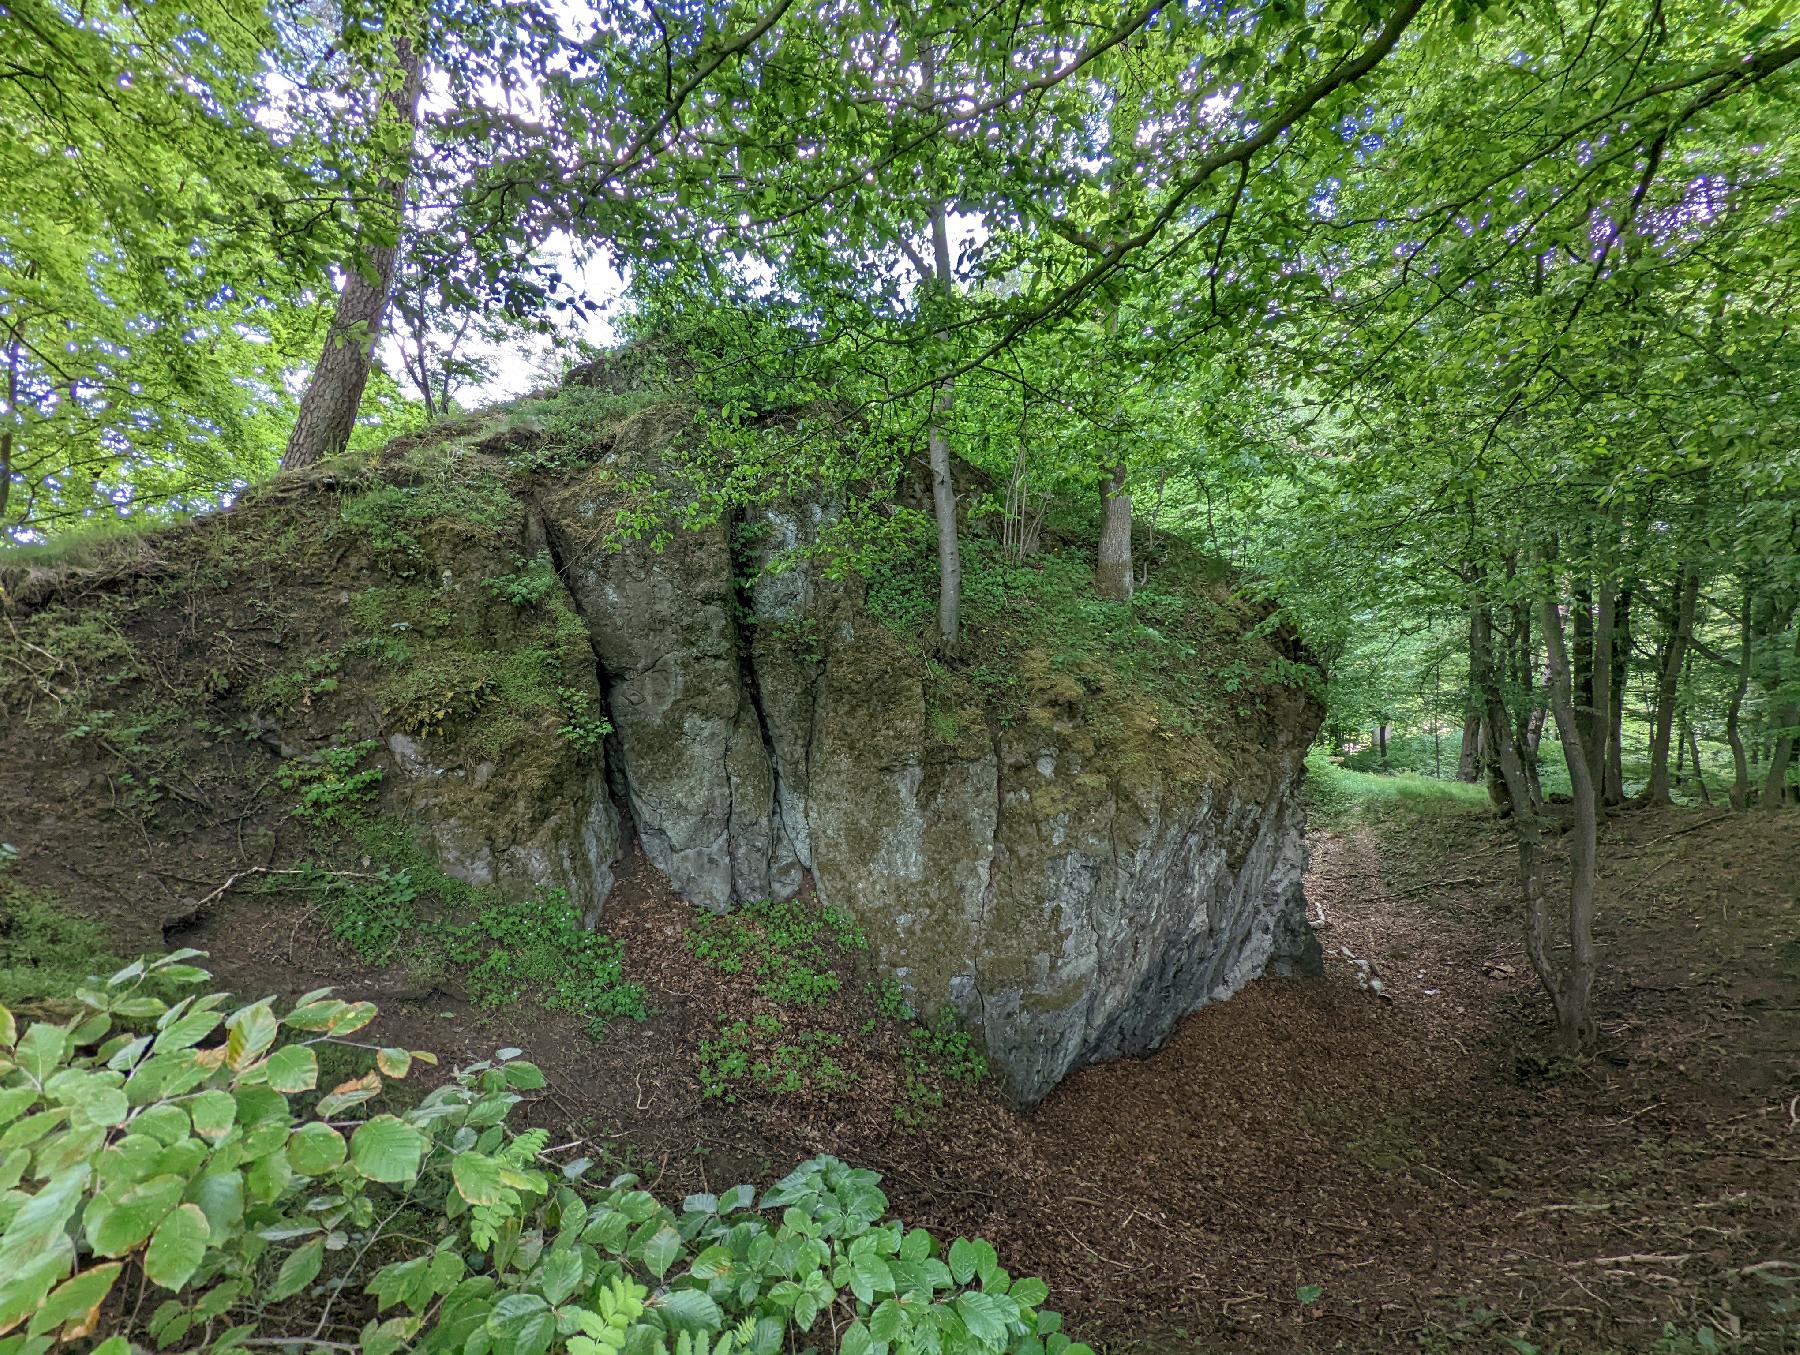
[535,462,1323,1105]
[384,733,624,926]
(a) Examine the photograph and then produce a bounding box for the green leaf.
[948,1237,979,1285]
[187,1089,237,1141]
[452,1151,506,1205]
[264,1045,318,1093]
[688,1244,734,1281]
[26,1263,121,1339]
[850,1252,893,1304]
[267,1238,323,1303]
[0,1251,70,1335]
[1297,1283,1323,1305]
[536,1248,583,1306]
[350,1116,424,1184]
[641,1224,682,1280]
[85,1174,185,1257]
[225,1003,278,1069]
[652,1288,722,1334]
[955,1291,1010,1345]
[1010,1276,1049,1308]
[16,1024,67,1085]
[0,1088,37,1127]
[143,1203,211,1291]
[841,1319,875,1355]
[288,1122,347,1175]
[486,1293,554,1355]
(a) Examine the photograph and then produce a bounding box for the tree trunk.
[1472,597,1560,1038]
[1538,587,1598,1053]
[1458,610,1483,781]
[1095,462,1133,601]
[1646,565,1700,804]
[0,328,18,524]
[281,37,426,472]
[925,197,962,656]
[1762,623,1800,809]
[1605,585,1631,805]
[1684,719,1711,805]
[1586,573,1616,820]
[1727,580,1753,809]
[1458,711,1482,782]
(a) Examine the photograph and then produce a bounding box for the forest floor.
[159,784,1800,1355]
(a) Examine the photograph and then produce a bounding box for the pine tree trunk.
[281,38,425,472]
[1095,462,1133,601]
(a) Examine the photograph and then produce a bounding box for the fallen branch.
[1575,1252,1693,1267]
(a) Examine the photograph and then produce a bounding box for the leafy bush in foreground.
[0,955,1086,1355]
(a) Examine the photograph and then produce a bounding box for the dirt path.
[176,801,1800,1352]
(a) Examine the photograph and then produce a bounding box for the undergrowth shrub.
[0,958,1087,1355]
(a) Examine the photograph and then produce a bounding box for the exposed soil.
[162,800,1800,1354]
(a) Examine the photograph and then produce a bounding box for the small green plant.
[688,898,868,1008]
[894,1005,989,1126]
[697,1016,855,1101]
[870,977,915,1022]
[554,687,613,752]
[447,888,649,1033]
[275,740,384,823]
[247,651,342,714]
[391,673,495,738]
[483,551,559,608]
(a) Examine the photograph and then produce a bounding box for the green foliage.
[0,961,1083,1355]
[247,652,343,716]
[447,891,649,1034]
[485,553,560,608]
[274,741,385,824]
[0,880,121,1010]
[688,899,867,1008]
[698,1017,855,1103]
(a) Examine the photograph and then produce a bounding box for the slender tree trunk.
[0,319,20,524]
[1095,462,1133,601]
[1684,719,1711,805]
[1727,580,1753,809]
[1539,587,1598,1052]
[1472,597,1559,1034]
[1646,565,1700,804]
[282,37,426,472]
[1605,585,1631,804]
[1458,710,1482,782]
[1458,610,1483,782]
[1587,573,1616,820]
[1762,623,1800,809]
[925,199,961,656]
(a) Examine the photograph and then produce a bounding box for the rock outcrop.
[539,443,1322,1104]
